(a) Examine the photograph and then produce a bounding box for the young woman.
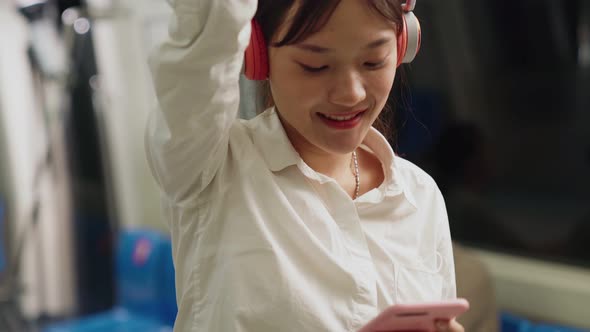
[146,0,464,331]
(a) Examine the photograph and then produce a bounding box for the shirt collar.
[250,107,418,208]
[250,107,300,172]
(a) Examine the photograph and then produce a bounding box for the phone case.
[358,298,470,332]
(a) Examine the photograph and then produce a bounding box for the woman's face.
[269,0,398,155]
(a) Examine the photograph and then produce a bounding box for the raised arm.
[146,0,257,204]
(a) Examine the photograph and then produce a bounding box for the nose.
[328,70,367,107]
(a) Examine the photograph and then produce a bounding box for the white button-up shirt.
[146,0,456,331]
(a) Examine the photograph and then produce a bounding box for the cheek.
[369,70,396,103]
[271,70,324,107]
[272,79,322,114]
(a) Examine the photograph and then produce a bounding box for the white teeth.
[322,113,358,121]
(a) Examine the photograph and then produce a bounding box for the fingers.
[435,318,464,332]
[435,320,450,332]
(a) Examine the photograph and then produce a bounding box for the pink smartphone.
[358,298,470,332]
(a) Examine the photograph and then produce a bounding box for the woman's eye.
[300,64,328,73]
[365,61,386,69]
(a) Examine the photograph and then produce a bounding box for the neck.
[279,116,355,179]
[277,113,362,199]
[297,144,359,200]
[300,146,354,179]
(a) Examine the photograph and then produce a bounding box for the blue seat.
[43,229,175,332]
[501,312,533,332]
[159,238,177,327]
[532,324,588,332]
[43,309,171,332]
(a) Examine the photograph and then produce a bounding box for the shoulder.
[394,157,452,244]
[394,156,440,193]
[392,155,447,214]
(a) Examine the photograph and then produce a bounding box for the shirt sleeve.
[435,188,458,300]
[145,0,257,205]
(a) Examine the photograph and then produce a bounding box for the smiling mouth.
[317,109,367,129]
[318,110,367,122]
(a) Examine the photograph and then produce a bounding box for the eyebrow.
[295,37,392,53]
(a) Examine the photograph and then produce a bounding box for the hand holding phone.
[358,298,469,332]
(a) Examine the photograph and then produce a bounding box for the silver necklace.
[352,150,360,199]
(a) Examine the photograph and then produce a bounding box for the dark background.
[391,0,590,267]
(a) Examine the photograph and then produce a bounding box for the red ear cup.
[244,20,269,80]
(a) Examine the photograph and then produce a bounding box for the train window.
[390,0,590,267]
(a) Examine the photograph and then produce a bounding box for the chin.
[328,127,372,153]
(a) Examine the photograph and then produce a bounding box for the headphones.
[244,0,421,81]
